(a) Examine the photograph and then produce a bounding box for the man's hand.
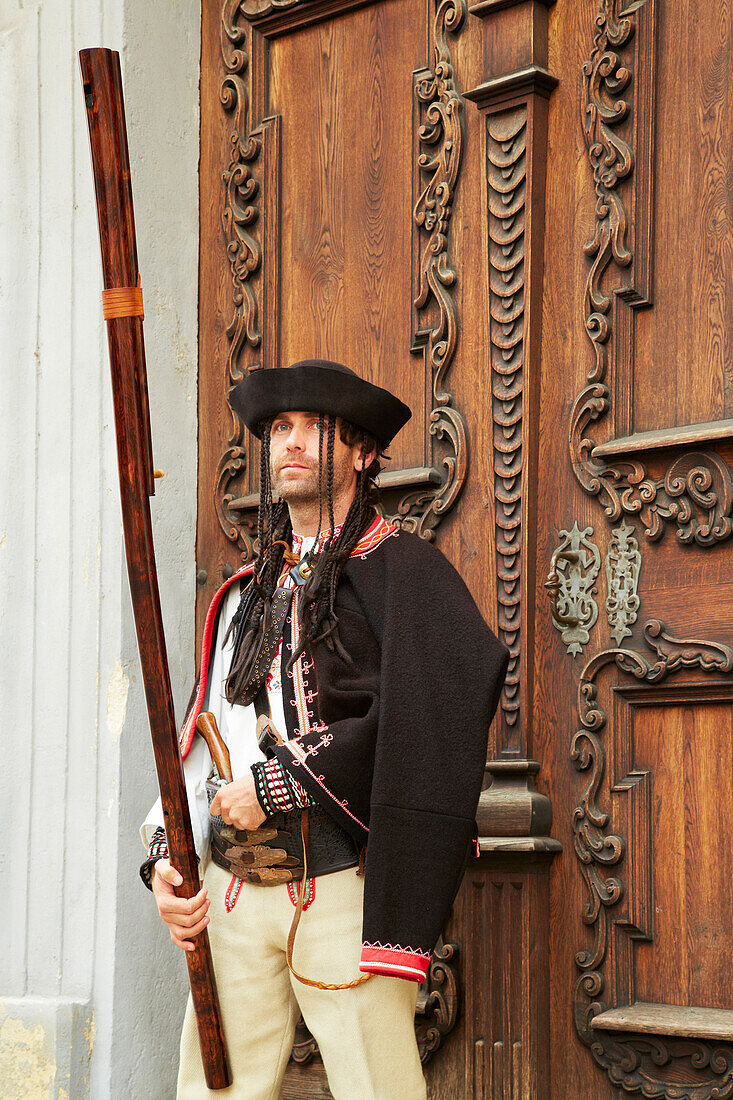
[152,860,210,952]
[210,772,267,831]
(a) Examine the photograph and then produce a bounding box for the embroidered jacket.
[177,513,509,982]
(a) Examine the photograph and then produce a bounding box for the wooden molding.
[573,619,733,1097]
[468,0,554,15]
[464,65,558,109]
[592,1003,733,1043]
[237,0,375,37]
[592,418,733,459]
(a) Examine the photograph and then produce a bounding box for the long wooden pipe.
[79,48,230,1090]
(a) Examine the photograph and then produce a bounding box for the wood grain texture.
[634,703,733,1011]
[80,46,230,1090]
[197,0,733,1095]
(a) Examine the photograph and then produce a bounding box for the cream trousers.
[176,860,427,1100]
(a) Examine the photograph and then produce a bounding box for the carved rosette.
[394,0,468,540]
[487,105,526,727]
[572,619,733,1095]
[605,519,641,644]
[571,0,733,546]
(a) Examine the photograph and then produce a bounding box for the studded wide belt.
[209,804,359,885]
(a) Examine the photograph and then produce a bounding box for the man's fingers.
[155,859,183,887]
[161,897,210,928]
[170,913,211,951]
[158,889,209,919]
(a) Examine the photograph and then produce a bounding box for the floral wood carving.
[393,0,468,540]
[572,619,733,1096]
[488,104,526,728]
[605,519,641,645]
[571,0,733,546]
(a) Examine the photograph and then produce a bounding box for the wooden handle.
[196,712,233,783]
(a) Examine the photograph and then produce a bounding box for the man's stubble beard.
[271,450,354,506]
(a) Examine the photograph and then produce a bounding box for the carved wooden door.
[197,0,733,1097]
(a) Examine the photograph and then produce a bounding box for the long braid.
[224,417,293,701]
[290,449,374,667]
[324,415,336,550]
[228,418,382,698]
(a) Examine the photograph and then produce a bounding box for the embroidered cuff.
[139,827,168,891]
[252,758,315,816]
[359,942,431,983]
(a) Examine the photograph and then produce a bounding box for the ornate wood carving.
[466,59,556,750]
[605,519,641,645]
[587,1031,733,1099]
[548,522,601,656]
[571,0,733,546]
[216,0,471,556]
[572,618,733,1096]
[393,0,468,540]
[288,940,461,1069]
[414,940,461,1064]
[216,5,281,561]
[488,104,525,728]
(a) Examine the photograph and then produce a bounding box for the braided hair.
[224,415,383,703]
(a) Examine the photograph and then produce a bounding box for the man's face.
[269,411,364,504]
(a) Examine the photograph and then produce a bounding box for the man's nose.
[283,425,307,450]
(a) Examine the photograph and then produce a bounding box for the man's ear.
[355,444,377,472]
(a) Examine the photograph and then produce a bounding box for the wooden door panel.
[633,701,733,1010]
[538,0,733,1094]
[198,0,733,1095]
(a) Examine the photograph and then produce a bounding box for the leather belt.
[209,803,359,885]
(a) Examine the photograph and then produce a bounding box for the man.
[140,359,509,1098]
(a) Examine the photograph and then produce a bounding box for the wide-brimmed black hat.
[228,359,411,450]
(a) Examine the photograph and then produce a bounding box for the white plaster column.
[0,1,200,1096]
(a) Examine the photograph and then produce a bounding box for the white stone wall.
[0,2,200,1096]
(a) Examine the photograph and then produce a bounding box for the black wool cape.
[268,517,509,979]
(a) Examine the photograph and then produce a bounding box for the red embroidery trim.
[225,874,244,912]
[287,877,315,911]
[179,562,255,759]
[359,943,430,981]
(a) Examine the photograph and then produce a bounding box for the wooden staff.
[79,48,231,1090]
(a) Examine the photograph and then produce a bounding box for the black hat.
[228,359,412,450]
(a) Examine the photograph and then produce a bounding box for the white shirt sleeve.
[139,582,268,854]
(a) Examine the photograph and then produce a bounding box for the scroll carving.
[488,105,525,727]
[605,519,641,645]
[415,940,461,1064]
[571,0,733,546]
[215,5,259,559]
[394,0,468,540]
[573,619,733,1096]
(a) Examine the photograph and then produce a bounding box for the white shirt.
[139,533,322,856]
